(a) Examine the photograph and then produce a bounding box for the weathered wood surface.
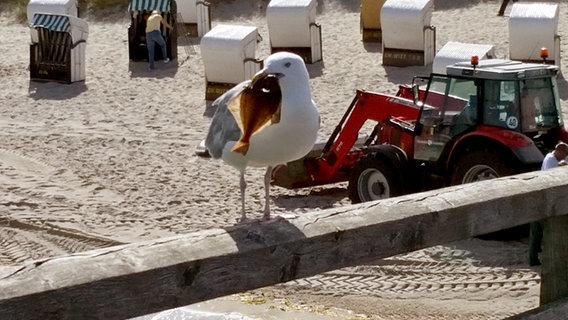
[540,215,568,304]
[506,297,568,320]
[2,168,568,319]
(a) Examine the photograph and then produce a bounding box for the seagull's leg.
[262,166,273,220]
[239,170,247,222]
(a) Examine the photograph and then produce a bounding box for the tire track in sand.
[0,148,126,265]
[0,217,125,265]
[0,147,123,206]
[286,259,539,300]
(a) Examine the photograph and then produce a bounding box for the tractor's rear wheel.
[451,149,527,239]
[348,154,402,203]
[451,150,515,185]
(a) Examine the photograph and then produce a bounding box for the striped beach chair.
[127,0,178,62]
[29,13,89,83]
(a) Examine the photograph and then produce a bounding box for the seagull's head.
[254,52,310,90]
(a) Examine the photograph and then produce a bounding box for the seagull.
[204,52,320,222]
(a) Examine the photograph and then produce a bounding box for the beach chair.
[200,24,263,101]
[27,0,78,23]
[177,0,211,37]
[508,2,560,66]
[127,0,178,62]
[432,42,495,74]
[266,0,322,64]
[497,0,517,16]
[360,0,387,42]
[380,0,435,67]
[29,13,88,83]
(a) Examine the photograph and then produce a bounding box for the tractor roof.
[446,59,559,80]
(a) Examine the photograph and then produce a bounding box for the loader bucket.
[271,159,312,189]
[272,135,369,189]
[271,141,326,189]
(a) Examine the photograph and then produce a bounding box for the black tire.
[450,149,516,186]
[451,149,527,240]
[348,154,402,203]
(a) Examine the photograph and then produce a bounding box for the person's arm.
[161,17,173,30]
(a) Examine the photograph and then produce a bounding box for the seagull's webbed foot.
[262,214,285,222]
[237,216,257,224]
[261,212,297,222]
[261,211,272,221]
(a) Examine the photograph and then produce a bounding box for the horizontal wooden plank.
[505,297,568,320]
[2,168,568,319]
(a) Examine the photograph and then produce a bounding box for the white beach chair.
[432,42,495,74]
[200,24,263,101]
[176,0,211,37]
[380,0,435,67]
[266,0,322,64]
[508,2,560,66]
[360,0,387,42]
[29,13,89,83]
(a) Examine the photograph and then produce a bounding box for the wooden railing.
[2,168,568,319]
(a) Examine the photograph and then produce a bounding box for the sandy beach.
[1,0,566,318]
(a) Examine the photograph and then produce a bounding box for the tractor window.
[415,76,477,162]
[422,77,477,127]
[519,78,561,131]
[415,77,447,162]
[483,80,519,130]
[422,76,447,118]
[444,78,477,136]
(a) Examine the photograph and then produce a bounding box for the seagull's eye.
[284,62,291,68]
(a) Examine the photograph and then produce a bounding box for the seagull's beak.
[251,71,284,85]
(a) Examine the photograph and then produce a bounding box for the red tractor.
[272,58,568,203]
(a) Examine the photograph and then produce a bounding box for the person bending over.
[146,10,173,70]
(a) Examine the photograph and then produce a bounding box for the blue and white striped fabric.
[30,13,70,33]
[128,0,171,12]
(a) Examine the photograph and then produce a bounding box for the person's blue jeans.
[146,30,167,69]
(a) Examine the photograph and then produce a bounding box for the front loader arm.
[317,90,421,179]
[272,90,421,189]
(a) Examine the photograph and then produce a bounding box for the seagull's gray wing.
[205,80,251,159]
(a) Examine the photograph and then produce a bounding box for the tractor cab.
[413,58,565,164]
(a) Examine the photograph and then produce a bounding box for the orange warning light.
[471,55,479,67]
[540,47,549,60]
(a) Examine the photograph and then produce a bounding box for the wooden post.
[540,215,568,304]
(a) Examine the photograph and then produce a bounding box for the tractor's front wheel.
[348,154,402,203]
